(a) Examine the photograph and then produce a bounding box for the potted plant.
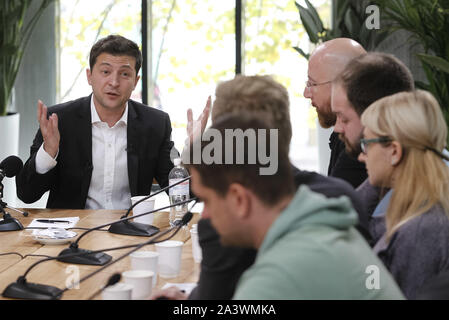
[0,0,55,157]
[373,0,449,144]
[294,0,389,59]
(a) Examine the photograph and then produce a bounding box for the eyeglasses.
[360,137,392,154]
[305,80,332,90]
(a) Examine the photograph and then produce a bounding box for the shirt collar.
[90,95,128,126]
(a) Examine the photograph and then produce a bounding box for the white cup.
[131,196,155,225]
[102,283,133,300]
[190,224,202,263]
[122,270,154,300]
[155,240,183,278]
[130,250,159,287]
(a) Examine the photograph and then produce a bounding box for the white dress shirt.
[35,96,132,209]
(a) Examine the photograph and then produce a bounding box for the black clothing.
[328,131,367,189]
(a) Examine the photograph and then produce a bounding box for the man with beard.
[331,52,414,223]
[304,38,367,188]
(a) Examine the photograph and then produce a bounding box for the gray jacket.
[373,205,449,299]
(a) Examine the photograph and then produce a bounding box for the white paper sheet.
[27,217,79,230]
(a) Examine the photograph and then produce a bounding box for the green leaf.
[0,44,19,57]
[343,7,361,37]
[335,0,350,27]
[295,2,321,43]
[292,46,310,60]
[415,80,430,91]
[417,54,449,74]
[304,0,324,32]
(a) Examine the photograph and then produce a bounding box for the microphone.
[87,273,121,300]
[108,176,191,237]
[0,156,25,232]
[57,197,196,266]
[2,208,194,300]
[0,156,23,181]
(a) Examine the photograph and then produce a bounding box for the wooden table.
[0,208,200,300]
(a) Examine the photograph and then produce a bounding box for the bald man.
[304,38,367,188]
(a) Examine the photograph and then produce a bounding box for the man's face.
[87,52,140,114]
[303,58,336,128]
[331,83,364,157]
[190,169,242,247]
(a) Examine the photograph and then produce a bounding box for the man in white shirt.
[17,35,209,209]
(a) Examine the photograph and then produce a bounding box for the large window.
[146,0,236,153]
[243,0,331,172]
[58,0,332,173]
[58,0,142,102]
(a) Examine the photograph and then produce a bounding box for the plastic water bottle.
[168,158,190,227]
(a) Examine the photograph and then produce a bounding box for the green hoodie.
[233,185,404,300]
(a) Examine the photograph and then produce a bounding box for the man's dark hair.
[336,52,415,116]
[184,112,294,206]
[89,35,142,75]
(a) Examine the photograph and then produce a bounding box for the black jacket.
[328,131,367,189]
[16,95,174,209]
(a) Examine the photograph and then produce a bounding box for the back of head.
[309,38,367,80]
[89,35,142,74]
[212,75,292,145]
[361,90,449,237]
[337,52,414,116]
[185,112,294,207]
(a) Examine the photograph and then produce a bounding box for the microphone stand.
[57,197,196,266]
[2,211,194,300]
[0,181,24,232]
[108,176,191,237]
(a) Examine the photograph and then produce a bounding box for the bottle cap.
[173,158,181,166]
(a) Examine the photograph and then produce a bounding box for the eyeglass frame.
[360,137,392,154]
[304,80,332,90]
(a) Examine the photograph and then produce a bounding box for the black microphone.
[0,156,25,232]
[108,176,191,237]
[2,208,194,300]
[61,210,194,297]
[57,197,197,266]
[0,156,23,181]
[87,273,121,300]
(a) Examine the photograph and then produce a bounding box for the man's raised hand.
[37,100,60,158]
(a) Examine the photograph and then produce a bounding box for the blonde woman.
[358,90,449,299]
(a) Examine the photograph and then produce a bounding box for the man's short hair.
[212,75,292,146]
[335,52,415,116]
[185,112,294,206]
[89,35,142,75]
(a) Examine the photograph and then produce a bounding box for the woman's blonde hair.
[361,90,449,240]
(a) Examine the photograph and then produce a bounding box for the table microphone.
[0,156,25,232]
[108,176,191,237]
[0,156,23,181]
[56,197,196,266]
[2,210,194,300]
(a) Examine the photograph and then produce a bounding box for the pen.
[36,219,70,224]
